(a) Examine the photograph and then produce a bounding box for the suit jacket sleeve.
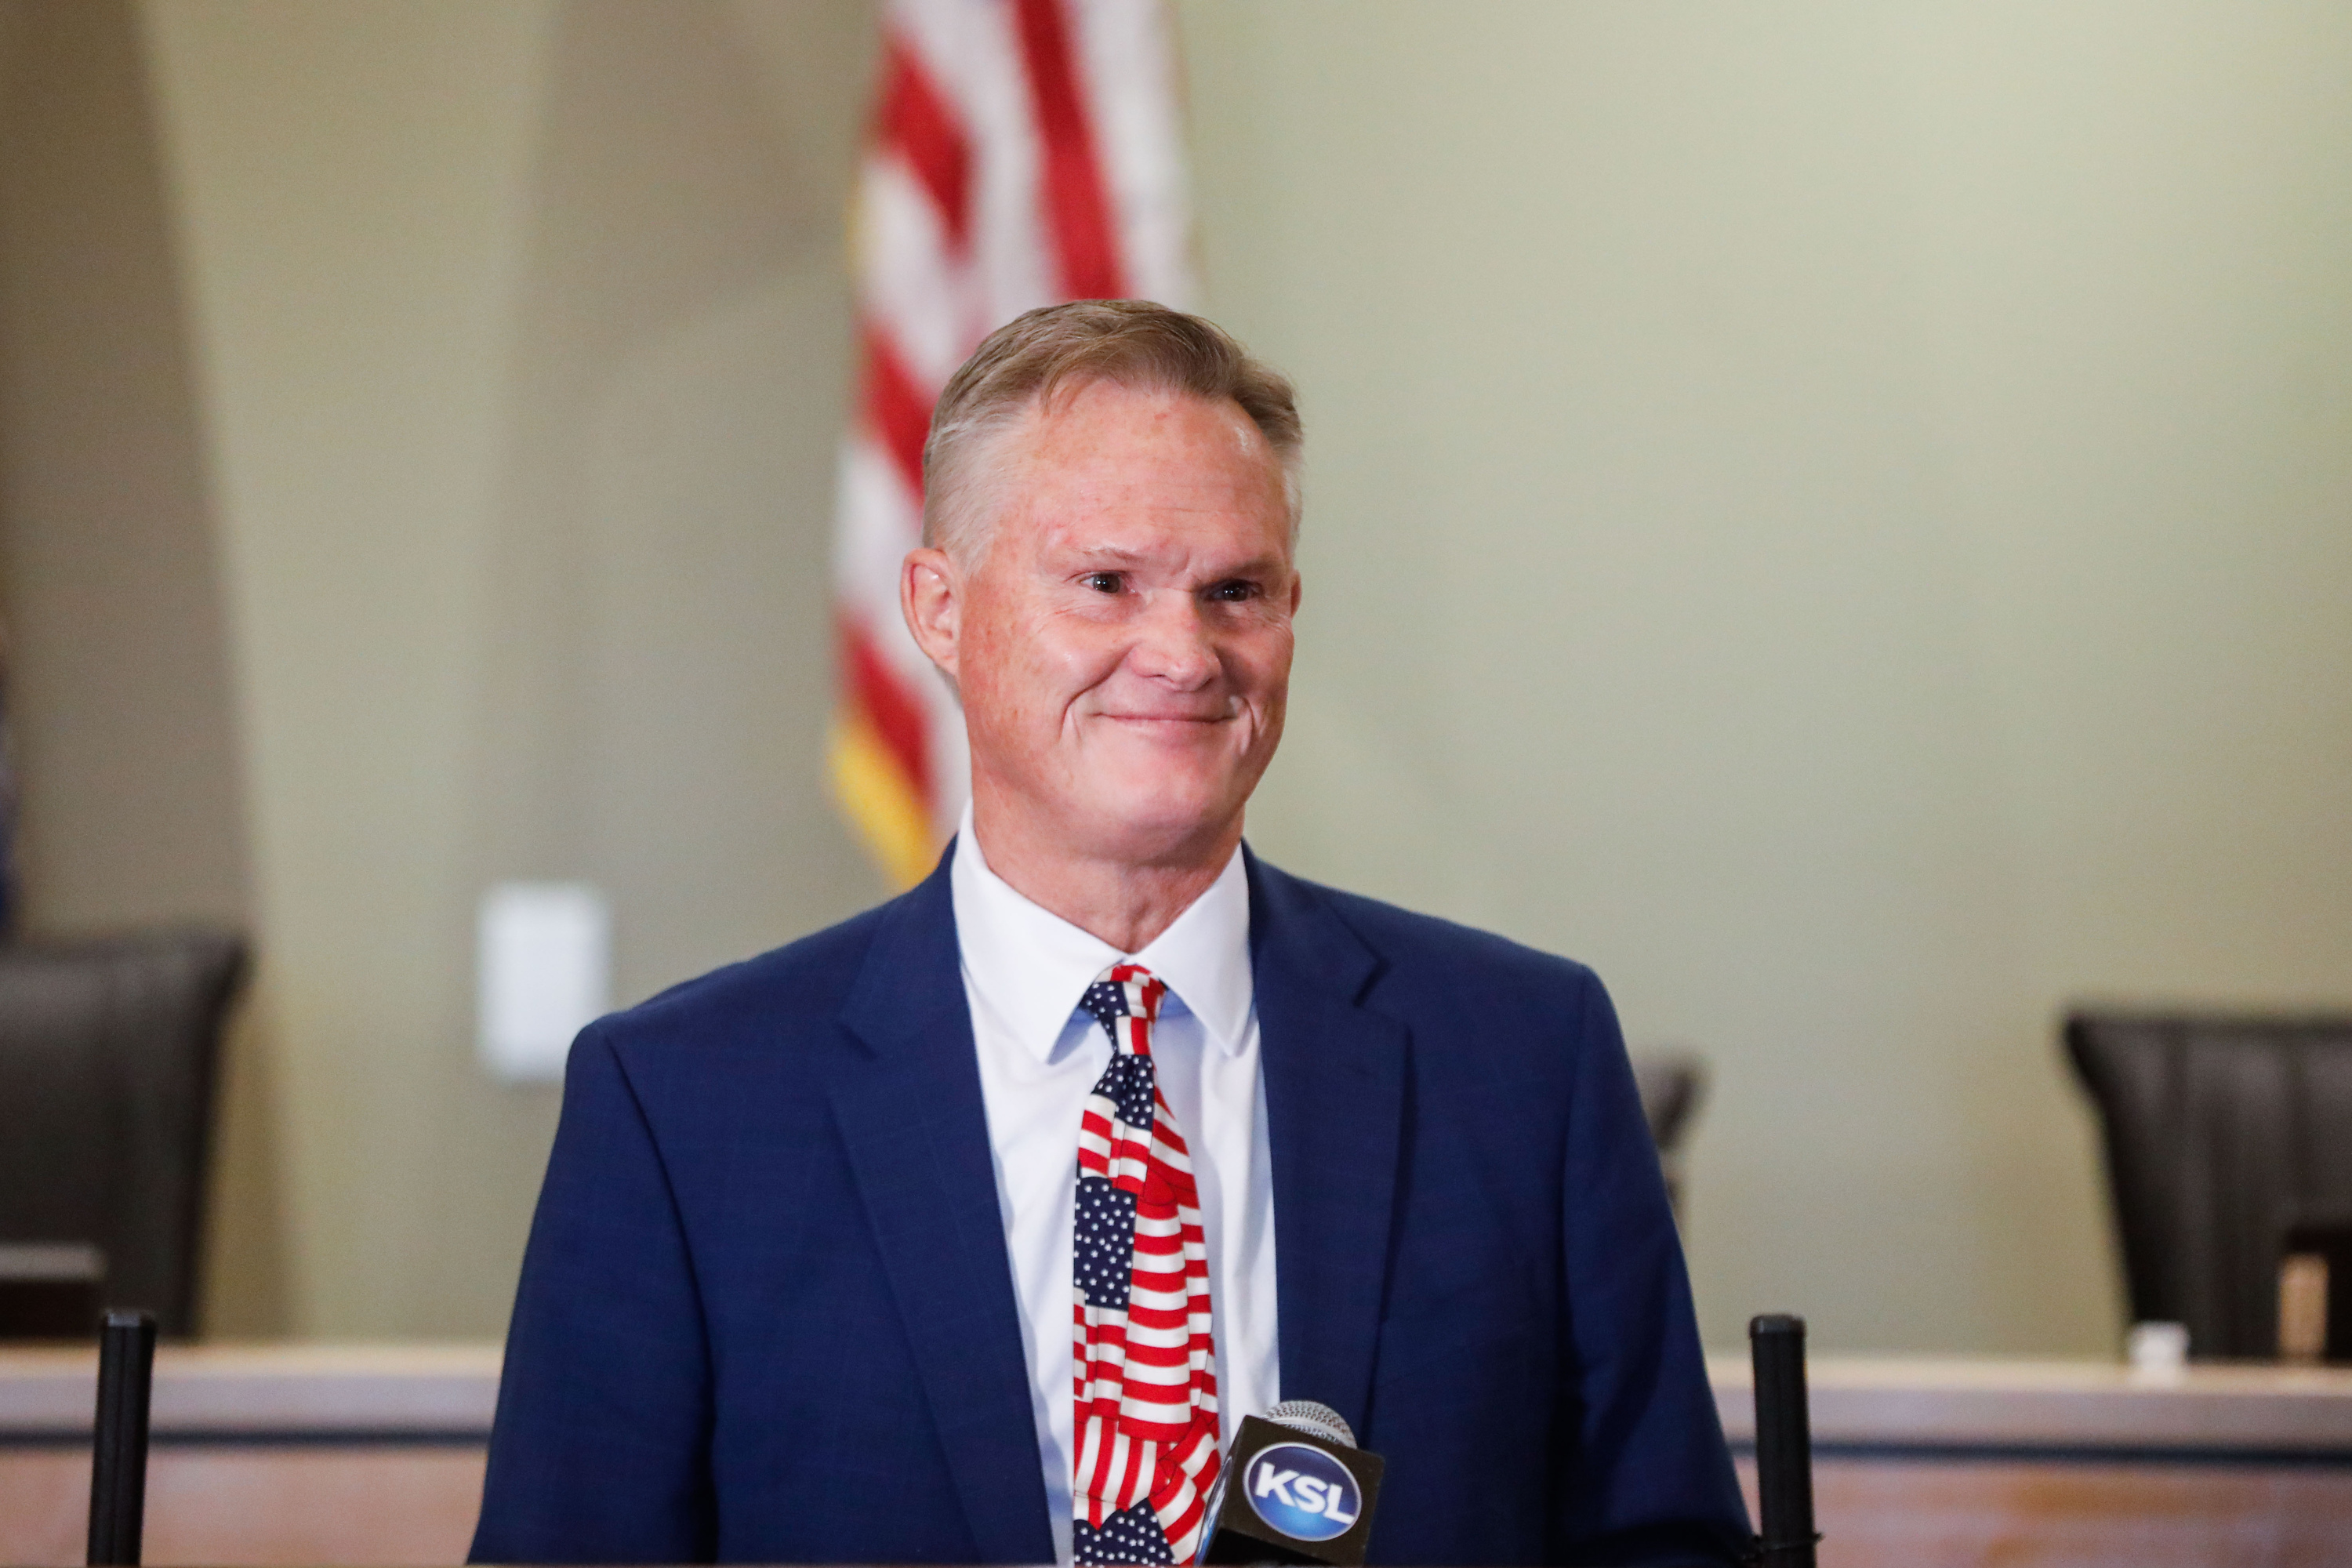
[1550,971,1751,1566]
[471,1022,717,1564]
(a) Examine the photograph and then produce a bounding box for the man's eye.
[1082,572,1123,593]
[1207,580,1260,603]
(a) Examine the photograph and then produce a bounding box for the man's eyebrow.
[1051,546,1287,576]
[1198,551,1288,575]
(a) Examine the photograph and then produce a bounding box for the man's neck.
[968,793,1240,954]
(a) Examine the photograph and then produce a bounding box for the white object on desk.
[2126,1319,2190,1378]
[477,882,611,1083]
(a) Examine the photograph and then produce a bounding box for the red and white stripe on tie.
[1073,964,1220,1563]
[829,0,1193,887]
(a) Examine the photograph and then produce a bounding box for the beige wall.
[137,0,879,1336]
[0,0,246,937]
[5,1,2339,1348]
[1180,0,2352,1351]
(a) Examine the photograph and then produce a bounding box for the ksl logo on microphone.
[1242,1443,1361,1542]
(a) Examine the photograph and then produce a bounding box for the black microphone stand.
[87,1309,157,1566]
[1748,1313,1817,1568]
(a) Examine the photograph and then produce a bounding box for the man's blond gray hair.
[920,299,1302,564]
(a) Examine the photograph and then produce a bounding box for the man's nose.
[1129,590,1219,688]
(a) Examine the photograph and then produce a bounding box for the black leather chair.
[0,930,245,1338]
[1633,1049,1707,1218]
[2066,1009,2352,1359]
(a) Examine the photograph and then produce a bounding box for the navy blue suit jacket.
[470,849,1749,1566]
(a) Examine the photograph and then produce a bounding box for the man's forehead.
[946,379,1288,570]
[1003,472,1290,555]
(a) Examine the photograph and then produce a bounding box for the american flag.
[829,0,1194,886]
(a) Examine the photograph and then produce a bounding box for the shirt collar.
[950,801,1254,1064]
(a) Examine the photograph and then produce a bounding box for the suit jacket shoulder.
[1247,855,1617,1105]
[1257,858,1600,1000]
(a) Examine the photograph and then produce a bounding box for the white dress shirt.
[951,806,1279,1566]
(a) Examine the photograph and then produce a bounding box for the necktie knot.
[1080,962,1167,1057]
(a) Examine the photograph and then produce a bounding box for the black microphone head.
[1263,1400,1355,1448]
[1196,1409,1383,1566]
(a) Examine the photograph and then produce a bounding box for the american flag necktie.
[1072,963,1221,1566]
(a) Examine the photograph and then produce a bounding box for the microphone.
[1194,1400,1385,1566]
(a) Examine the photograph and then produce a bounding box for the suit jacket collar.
[832,848,1055,1564]
[1245,848,1408,1442]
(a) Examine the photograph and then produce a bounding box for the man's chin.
[1065,776,1247,860]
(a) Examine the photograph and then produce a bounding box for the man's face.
[910,379,1300,866]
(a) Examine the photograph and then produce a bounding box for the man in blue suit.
[472,303,1748,1566]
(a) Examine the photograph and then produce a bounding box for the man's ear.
[901,546,962,681]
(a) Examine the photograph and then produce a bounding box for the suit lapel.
[829,852,1054,1564]
[1247,851,1409,1440]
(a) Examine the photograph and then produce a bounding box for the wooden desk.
[4,1345,2350,1566]
[1711,1354,2352,1567]
[0,1345,497,1566]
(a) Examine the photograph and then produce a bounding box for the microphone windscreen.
[1263,1399,1356,1448]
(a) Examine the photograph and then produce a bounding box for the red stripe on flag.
[1123,1302,1195,1330]
[1118,1440,1145,1510]
[1011,0,1123,299]
[840,616,931,809]
[1161,1494,1206,1548]
[877,34,974,249]
[862,326,933,500]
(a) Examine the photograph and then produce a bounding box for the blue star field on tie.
[1070,964,1220,1566]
